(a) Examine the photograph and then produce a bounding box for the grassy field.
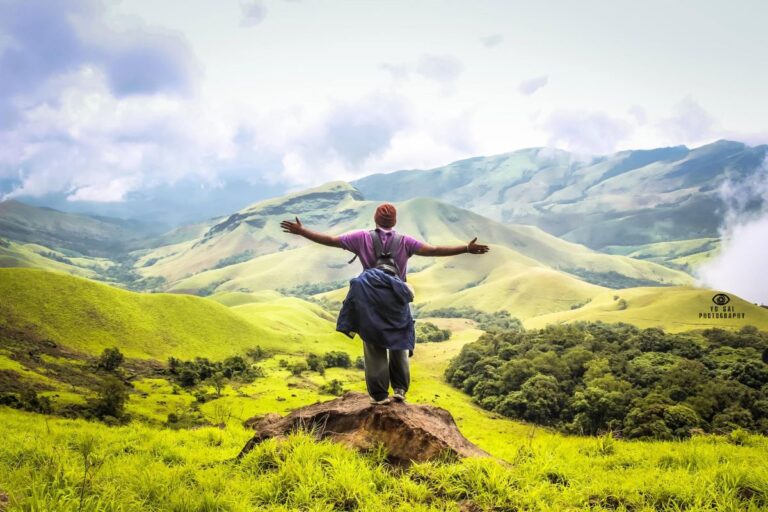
[2,268,768,510]
[1,318,767,511]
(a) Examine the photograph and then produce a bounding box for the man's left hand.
[467,237,490,254]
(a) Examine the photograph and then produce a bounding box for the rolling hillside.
[137,182,692,306]
[0,238,113,279]
[0,268,356,360]
[0,199,158,256]
[524,285,768,331]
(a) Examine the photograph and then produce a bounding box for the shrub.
[90,376,128,421]
[416,322,451,343]
[321,379,345,396]
[289,361,309,376]
[323,351,352,368]
[97,347,124,371]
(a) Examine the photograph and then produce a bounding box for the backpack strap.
[371,229,402,257]
[389,233,403,256]
[370,229,384,258]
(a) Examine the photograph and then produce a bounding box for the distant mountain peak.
[241,180,363,214]
[202,181,364,239]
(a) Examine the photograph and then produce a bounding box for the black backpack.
[348,229,403,277]
[371,229,403,276]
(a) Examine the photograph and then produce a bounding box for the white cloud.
[480,34,503,48]
[517,75,549,95]
[696,157,768,305]
[657,96,717,145]
[627,105,647,125]
[240,0,268,26]
[696,215,768,305]
[381,54,463,85]
[415,55,463,83]
[2,0,766,209]
[541,110,633,155]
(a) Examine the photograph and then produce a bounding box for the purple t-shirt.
[339,228,423,281]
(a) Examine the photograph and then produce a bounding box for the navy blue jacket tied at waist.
[336,268,415,352]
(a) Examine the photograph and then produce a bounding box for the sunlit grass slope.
[525,285,768,331]
[0,239,111,279]
[209,289,284,306]
[230,297,359,354]
[0,268,354,359]
[408,246,608,317]
[601,237,722,272]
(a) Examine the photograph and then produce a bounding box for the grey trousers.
[363,341,410,401]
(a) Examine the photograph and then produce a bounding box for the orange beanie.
[374,203,397,228]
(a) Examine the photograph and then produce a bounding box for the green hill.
[601,238,721,271]
[0,239,113,279]
[0,268,354,360]
[139,183,691,318]
[0,199,155,256]
[525,285,768,331]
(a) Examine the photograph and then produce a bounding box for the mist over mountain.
[0,200,159,257]
[9,178,286,228]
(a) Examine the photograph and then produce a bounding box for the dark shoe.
[393,389,406,402]
[370,396,391,405]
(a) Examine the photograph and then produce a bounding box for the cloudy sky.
[1,0,767,202]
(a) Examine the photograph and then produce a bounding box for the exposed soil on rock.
[239,392,490,465]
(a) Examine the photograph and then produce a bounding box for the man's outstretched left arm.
[415,237,490,257]
[280,217,343,248]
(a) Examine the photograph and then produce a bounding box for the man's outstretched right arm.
[280,217,343,248]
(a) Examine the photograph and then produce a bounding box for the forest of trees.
[417,307,524,332]
[445,322,768,439]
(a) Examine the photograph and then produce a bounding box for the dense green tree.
[663,405,702,438]
[415,321,451,343]
[209,372,228,398]
[508,374,565,425]
[446,321,768,438]
[97,347,124,371]
[323,351,352,368]
[712,405,754,433]
[91,376,128,420]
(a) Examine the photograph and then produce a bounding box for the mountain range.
[1,139,767,331]
[353,140,766,252]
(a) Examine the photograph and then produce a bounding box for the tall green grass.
[1,408,766,511]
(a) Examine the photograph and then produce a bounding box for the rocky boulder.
[238,392,490,465]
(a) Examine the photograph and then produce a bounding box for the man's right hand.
[279,217,343,248]
[280,217,304,235]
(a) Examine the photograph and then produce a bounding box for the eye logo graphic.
[712,293,730,306]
